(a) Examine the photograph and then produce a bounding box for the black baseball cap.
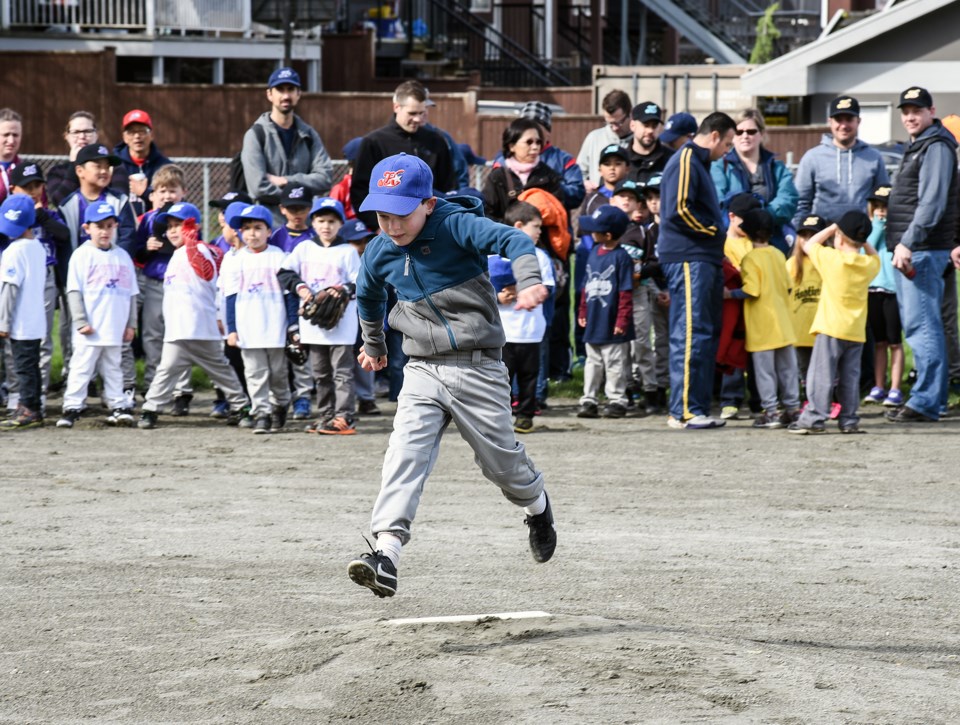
[10,162,44,187]
[612,179,643,200]
[829,96,860,118]
[598,143,628,164]
[726,192,763,218]
[209,190,253,209]
[867,185,892,203]
[898,87,933,109]
[631,101,663,124]
[739,209,774,240]
[75,143,121,167]
[836,210,872,244]
[797,215,828,234]
[279,185,311,208]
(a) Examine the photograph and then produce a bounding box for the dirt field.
[2,395,959,723]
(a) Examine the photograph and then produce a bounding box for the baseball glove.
[284,328,308,365]
[302,288,349,329]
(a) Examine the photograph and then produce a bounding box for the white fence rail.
[1,0,250,32]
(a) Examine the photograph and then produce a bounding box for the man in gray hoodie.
[792,96,889,227]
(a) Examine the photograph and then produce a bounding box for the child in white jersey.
[57,202,139,428]
[222,204,296,434]
[137,202,248,429]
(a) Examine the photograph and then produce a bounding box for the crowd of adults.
[2,73,959,425]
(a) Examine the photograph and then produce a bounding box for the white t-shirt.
[162,244,221,341]
[281,240,360,346]
[497,248,556,344]
[66,242,139,346]
[216,247,242,341]
[221,245,287,349]
[0,237,47,340]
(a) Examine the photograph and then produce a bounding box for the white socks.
[376,532,403,568]
[523,491,547,517]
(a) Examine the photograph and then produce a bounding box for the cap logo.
[98,145,109,155]
[803,216,819,226]
[242,205,255,215]
[836,98,853,109]
[904,88,922,100]
[289,187,305,199]
[665,121,674,129]
[645,105,658,115]
[171,203,184,212]
[131,112,142,120]
[97,203,113,213]
[320,198,336,207]
[377,170,405,188]
[592,208,603,219]
[224,192,238,200]
[4,209,22,221]
[279,69,292,78]
[875,187,891,197]
[23,164,37,175]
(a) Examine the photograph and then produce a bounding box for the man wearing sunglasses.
[576,89,633,194]
[792,96,889,227]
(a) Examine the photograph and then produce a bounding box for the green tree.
[750,3,782,64]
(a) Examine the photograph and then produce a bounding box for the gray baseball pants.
[241,347,291,417]
[797,334,862,429]
[751,345,800,414]
[581,342,629,406]
[310,344,355,419]
[142,340,247,413]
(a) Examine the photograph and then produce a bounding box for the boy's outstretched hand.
[357,348,388,372]
[514,283,549,311]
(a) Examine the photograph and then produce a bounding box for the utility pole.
[283,0,297,66]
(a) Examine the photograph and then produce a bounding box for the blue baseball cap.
[0,194,36,238]
[268,66,301,89]
[578,205,630,238]
[341,219,373,242]
[84,201,118,224]
[227,204,274,231]
[223,201,249,231]
[155,202,201,226]
[309,197,345,223]
[660,112,698,144]
[487,256,517,292]
[359,153,434,216]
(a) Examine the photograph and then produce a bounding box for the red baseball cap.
[122,109,153,130]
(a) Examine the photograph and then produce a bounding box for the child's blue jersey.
[582,244,634,345]
[270,225,313,254]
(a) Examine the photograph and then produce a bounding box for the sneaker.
[315,415,357,435]
[882,389,904,407]
[171,393,193,417]
[685,415,726,429]
[137,410,158,429]
[787,421,825,435]
[863,386,886,404]
[779,408,801,426]
[576,402,599,419]
[524,492,557,563]
[720,405,740,420]
[602,403,627,419]
[828,402,842,420]
[840,423,866,434]
[291,396,311,420]
[123,388,136,409]
[514,416,535,434]
[885,406,938,423]
[226,406,250,427]
[752,412,783,429]
[209,399,230,419]
[57,409,83,429]
[0,405,43,430]
[357,398,381,416]
[105,408,135,427]
[238,414,255,429]
[347,551,398,598]
[644,391,661,416]
[272,405,287,430]
[667,415,686,429]
[253,415,272,434]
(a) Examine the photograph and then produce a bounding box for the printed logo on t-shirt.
[584,263,616,306]
[377,170,404,188]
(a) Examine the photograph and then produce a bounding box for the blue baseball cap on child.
[359,153,434,217]
[0,193,36,238]
[155,202,201,226]
[227,204,274,231]
[487,256,517,292]
[84,201,118,224]
[223,202,249,231]
[578,205,630,238]
[268,66,301,89]
[660,112,698,144]
[341,219,373,242]
[310,197,345,223]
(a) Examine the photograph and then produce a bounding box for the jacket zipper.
[405,252,458,350]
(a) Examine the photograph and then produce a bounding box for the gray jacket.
[241,112,333,204]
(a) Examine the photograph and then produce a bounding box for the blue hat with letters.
[268,66,301,89]
[578,204,630,238]
[84,201,118,224]
[0,193,36,238]
[487,256,517,292]
[660,112,698,144]
[341,219,373,242]
[359,153,434,216]
[310,197,345,223]
[155,201,201,227]
[227,204,273,231]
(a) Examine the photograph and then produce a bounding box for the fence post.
[1,0,10,30]
[146,0,155,35]
[203,161,211,233]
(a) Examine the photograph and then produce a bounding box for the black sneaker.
[137,410,158,429]
[787,421,825,435]
[57,408,83,429]
[357,398,381,415]
[253,415,272,434]
[602,403,627,419]
[576,402,599,419]
[752,412,784,429]
[105,408,135,427]
[273,405,288,430]
[347,551,398,598]
[226,406,249,427]
[885,406,938,423]
[840,423,866,434]
[524,493,557,563]
[171,393,193,417]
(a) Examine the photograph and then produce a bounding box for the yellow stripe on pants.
[682,262,693,420]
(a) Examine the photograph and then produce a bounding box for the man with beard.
[240,67,333,222]
[624,101,673,186]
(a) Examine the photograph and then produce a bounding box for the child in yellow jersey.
[788,211,880,435]
[786,214,829,383]
[726,209,800,429]
[722,192,761,271]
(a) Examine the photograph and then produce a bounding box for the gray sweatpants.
[752,346,800,414]
[582,342,629,406]
[630,285,657,392]
[310,344,355,419]
[241,347,291,417]
[370,352,545,544]
[142,340,247,413]
[797,334,862,429]
[121,274,190,394]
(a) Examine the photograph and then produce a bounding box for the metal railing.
[1,0,251,33]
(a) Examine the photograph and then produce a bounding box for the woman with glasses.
[710,108,798,254]
[46,111,130,207]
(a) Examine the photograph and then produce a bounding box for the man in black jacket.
[623,101,673,186]
[351,81,458,230]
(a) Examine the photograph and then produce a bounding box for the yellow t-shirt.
[785,256,822,348]
[724,234,752,270]
[806,243,881,343]
[740,245,796,352]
